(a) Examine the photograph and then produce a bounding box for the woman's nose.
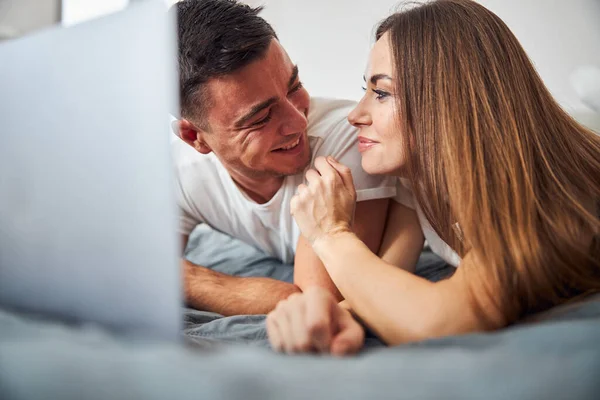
[348,99,371,128]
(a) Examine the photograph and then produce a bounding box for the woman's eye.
[372,89,390,101]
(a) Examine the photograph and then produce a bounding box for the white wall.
[0,0,60,39]
[478,0,600,112]
[251,0,600,112]
[61,0,128,26]
[60,0,177,26]
[37,0,600,112]
[252,0,402,103]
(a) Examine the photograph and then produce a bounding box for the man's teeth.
[279,137,300,150]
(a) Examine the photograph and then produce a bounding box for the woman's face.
[348,33,406,176]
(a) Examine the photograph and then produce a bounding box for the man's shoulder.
[307,97,357,140]
[171,135,220,182]
[308,97,357,117]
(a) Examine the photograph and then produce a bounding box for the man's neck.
[227,168,285,205]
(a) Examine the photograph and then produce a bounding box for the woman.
[266,0,600,355]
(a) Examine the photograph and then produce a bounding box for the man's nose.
[279,101,308,136]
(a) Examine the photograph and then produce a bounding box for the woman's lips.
[358,136,379,153]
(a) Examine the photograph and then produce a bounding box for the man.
[171,0,396,316]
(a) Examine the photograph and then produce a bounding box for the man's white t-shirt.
[172,98,397,264]
[394,179,462,267]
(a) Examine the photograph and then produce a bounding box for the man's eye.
[288,82,303,95]
[253,111,272,126]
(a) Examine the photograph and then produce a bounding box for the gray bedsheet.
[1,300,600,400]
[2,224,599,399]
[181,224,454,346]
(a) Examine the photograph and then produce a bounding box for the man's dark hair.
[172,0,277,124]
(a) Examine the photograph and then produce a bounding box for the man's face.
[194,40,311,179]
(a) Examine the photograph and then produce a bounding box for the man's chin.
[274,161,310,177]
[292,153,312,174]
[272,149,311,176]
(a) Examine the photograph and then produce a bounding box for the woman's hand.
[266,287,365,356]
[290,156,357,245]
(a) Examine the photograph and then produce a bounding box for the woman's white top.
[393,179,461,267]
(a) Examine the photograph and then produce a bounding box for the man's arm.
[293,198,390,301]
[180,234,300,315]
[377,201,425,273]
[182,260,300,315]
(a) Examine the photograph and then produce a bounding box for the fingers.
[289,194,298,215]
[267,295,315,354]
[330,306,365,356]
[304,287,334,353]
[303,156,355,193]
[296,183,308,196]
[305,157,352,199]
[326,156,355,192]
[287,294,314,353]
[273,300,300,354]
[266,289,337,355]
[313,156,337,182]
[290,183,308,215]
[266,312,284,352]
[305,158,336,191]
[304,169,321,186]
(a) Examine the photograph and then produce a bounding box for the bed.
[2,224,600,399]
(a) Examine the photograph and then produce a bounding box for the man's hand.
[266,287,365,355]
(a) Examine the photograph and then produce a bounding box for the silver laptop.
[0,1,182,340]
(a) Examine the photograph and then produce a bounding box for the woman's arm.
[328,200,423,305]
[314,233,505,344]
[294,199,390,301]
[335,201,423,315]
[289,156,505,345]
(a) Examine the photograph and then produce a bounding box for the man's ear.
[173,119,212,155]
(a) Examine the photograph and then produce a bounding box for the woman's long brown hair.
[378,0,600,323]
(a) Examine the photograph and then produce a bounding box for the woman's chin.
[361,156,389,176]
[361,154,405,176]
